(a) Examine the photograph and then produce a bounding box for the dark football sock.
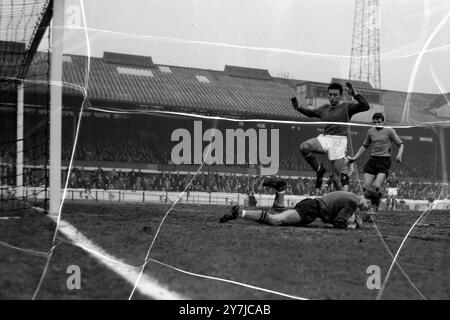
[304,153,320,172]
[272,191,285,211]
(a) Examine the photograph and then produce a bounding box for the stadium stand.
[382,90,439,124]
[2,49,450,202]
[3,50,449,123]
[60,53,301,120]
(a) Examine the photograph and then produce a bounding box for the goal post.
[49,0,65,215]
[16,81,24,199]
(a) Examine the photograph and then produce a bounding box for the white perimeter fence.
[11,186,450,211]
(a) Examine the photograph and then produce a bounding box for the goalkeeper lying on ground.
[219,178,381,229]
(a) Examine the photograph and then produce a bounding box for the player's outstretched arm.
[390,128,404,163]
[291,97,321,118]
[396,144,404,163]
[345,82,370,116]
[348,130,371,163]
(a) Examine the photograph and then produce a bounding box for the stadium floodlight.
[349,0,381,89]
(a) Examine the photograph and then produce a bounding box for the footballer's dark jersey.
[294,191,362,229]
[318,191,361,223]
[386,178,400,188]
[316,94,370,136]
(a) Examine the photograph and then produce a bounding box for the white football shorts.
[387,187,398,197]
[317,134,348,161]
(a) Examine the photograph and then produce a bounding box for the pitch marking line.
[0,240,49,257]
[147,258,309,300]
[47,214,186,300]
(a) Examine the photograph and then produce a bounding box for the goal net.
[0,0,52,214]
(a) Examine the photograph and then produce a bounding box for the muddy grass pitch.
[1,202,449,299]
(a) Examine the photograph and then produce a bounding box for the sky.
[58,0,450,94]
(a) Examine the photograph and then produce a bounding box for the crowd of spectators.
[62,116,171,164]
[59,167,450,201]
[1,111,447,180]
[3,162,446,203]
[58,115,449,180]
[2,111,450,202]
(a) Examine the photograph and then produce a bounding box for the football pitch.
[1,201,449,300]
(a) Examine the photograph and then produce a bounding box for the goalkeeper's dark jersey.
[317,191,361,226]
[293,191,361,229]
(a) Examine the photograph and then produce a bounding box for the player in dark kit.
[219,178,381,230]
[348,113,403,198]
[385,172,400,211]
[291,82,370,191]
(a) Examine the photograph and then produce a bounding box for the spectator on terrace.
[248,192,257,207]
